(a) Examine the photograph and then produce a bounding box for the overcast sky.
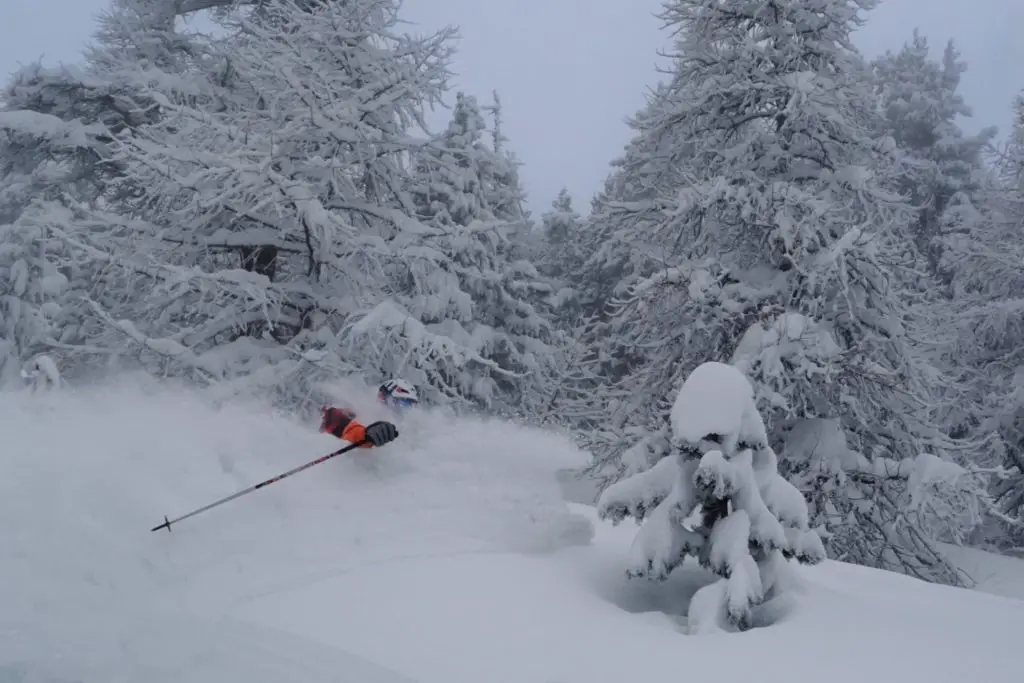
[2,0,1021,216]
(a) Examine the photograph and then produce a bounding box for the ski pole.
[150,439,369,532]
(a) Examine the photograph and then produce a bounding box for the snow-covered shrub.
[778,416,996,581]
[19,354,63,392]
[597,362,824,632]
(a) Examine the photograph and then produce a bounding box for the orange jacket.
[319,407,373,448]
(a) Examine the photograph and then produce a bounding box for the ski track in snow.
[2,378,1024,683]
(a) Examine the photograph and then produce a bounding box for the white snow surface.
[2,377,1024,683]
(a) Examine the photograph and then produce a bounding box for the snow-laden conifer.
[598,362,825,632]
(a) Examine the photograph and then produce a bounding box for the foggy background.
[2,0,1020,215]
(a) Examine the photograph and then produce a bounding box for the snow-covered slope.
[2,379,1023,683]
[938,542,1024,600]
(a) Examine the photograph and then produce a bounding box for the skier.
[318,378,418,447]
[376,378,419,411]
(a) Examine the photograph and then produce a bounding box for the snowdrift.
[2,377,1023,683]
[0,377,591,682]
[236,503,1024,683]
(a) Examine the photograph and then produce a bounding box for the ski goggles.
[380,393,417,409]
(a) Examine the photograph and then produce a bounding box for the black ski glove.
[364,421,399,447]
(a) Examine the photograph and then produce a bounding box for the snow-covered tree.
[0,0,564,417]
[563,81,692,468]
[75,1,561,415]
[598,362,825,632]
[871,31,996,277]
[569,0,981,584]
[0,71,93,383]
[574,81,683,326]
[0,0,220,386]
[868,32,1024,555]
[389,90,560,414]
[541,188,578,244]
[536,187,585,283]
[412,92,502,227]
[1004,93,1024,184]
[935,94,1024,549]
[482,91,530,231]
[23,0,457,407]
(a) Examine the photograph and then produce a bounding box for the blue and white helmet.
[378,378,419,409]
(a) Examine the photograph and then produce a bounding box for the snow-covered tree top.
[670,361,768,451]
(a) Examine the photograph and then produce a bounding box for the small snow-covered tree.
[537,187,585,283]
[598,362,825,632]
[18,354,64,392]
[541,188,578,245]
